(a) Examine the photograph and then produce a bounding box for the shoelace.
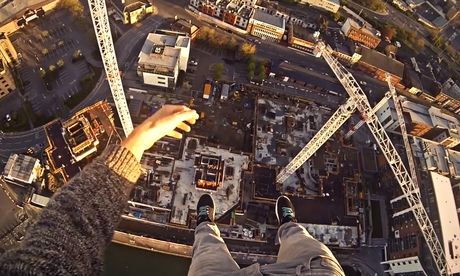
[282,207,294,219]
[198,206,210,218]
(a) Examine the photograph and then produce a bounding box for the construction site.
[0,0,459,275]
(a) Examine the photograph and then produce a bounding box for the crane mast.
[276,41,448,275]
[276,99,356,183]
[318,42,447,275]
[88,0,134,137]
[344,92,391,140]
[386,74,420,195]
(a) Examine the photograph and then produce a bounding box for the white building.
[431,172,460,274]
[375,100,399,132]
[3,154,43,185]
[249,9,285,41]
[299,0,340,13]
[137,33,190,88]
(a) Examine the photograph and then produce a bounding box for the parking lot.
[9,9,98,119]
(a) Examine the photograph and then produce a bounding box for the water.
[104,243,191,276]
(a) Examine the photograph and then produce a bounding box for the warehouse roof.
[252,9,285,29]
[357,47,404,78]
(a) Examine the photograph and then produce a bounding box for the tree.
[227,37,238,51]
[382,25,397,40]
[57,59,65,68]
[247,70,254,80]
[257,62,266,80]
[240,42,256,57]
[213,63,224,81]
[59,0,84,18]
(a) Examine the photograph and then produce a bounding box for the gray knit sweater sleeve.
[0,145,142,276]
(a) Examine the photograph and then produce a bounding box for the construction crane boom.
[344,92,391,140]
[386,74,420,195]
[317,42,448,275]
[88,0,133,137]
[276,99,356,183]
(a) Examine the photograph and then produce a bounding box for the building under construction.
[44,101,119,185]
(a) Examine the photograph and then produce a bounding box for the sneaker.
[275,195,297,226]
[196,194,215,226]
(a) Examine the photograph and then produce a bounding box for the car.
[359,80,367,86]
[5,114,11,122]
[188,58,198,66]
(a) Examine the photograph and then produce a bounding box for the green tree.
[59,0,84,18]
[247,70,254,80]
[257,62,266,80]
[240,42,256,57]
[213,63,224,81]
[57,59,65,68]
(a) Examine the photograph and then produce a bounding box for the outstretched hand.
[121,105,199,161]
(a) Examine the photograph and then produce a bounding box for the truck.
[203,82,212,99]
[220,83,230,100]
[30,193,50,208]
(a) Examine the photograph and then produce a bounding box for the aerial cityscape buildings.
[0,0,460,275]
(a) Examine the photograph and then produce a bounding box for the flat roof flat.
[430,172,460,274]
[252,9,285,29]
[138,33,183,71]
[170,137,249,225]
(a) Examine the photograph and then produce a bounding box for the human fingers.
[163,105,190,114]
[176,122,191,132]
[187,118,197,125]
[172,109,199,125]
[167,130,183,139]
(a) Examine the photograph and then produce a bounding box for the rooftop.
[442,78,460,100]
[431,172,460,274]
[344,18,379,37]
[170,137,249,225]
[112,0,151,13]
[291,24,317,43]
[300,223,359,248]
[357,47,405,78]
[403,67,441,97]
[138,33,190,74]
[44,101,118,182]
[252,9,285,29]
[255,98,332,196]
[3,154,41,185]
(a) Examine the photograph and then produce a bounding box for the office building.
[0,57,15,100]
[45,101,118,183]
[353,46,404,85]
[249,9,285,42]
[3,154,43,185]
[299,0,340,13]
[341,18,381,49]
[382,172,460,275]
[0,32,17,66]
[111,0,153,25]
[137,33,190,88]
[287,23,319,54]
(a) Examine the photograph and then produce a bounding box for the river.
[104,243,191,276]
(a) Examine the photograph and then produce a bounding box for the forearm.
[0,145,142,275]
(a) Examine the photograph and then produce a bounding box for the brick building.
[341,18,381,49]
[353,46,404,85]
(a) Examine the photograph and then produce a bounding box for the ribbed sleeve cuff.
[102,145,142,183]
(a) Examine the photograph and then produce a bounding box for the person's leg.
[261,196,344,275]
[188,222,240,276]
[187,194,240,276]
